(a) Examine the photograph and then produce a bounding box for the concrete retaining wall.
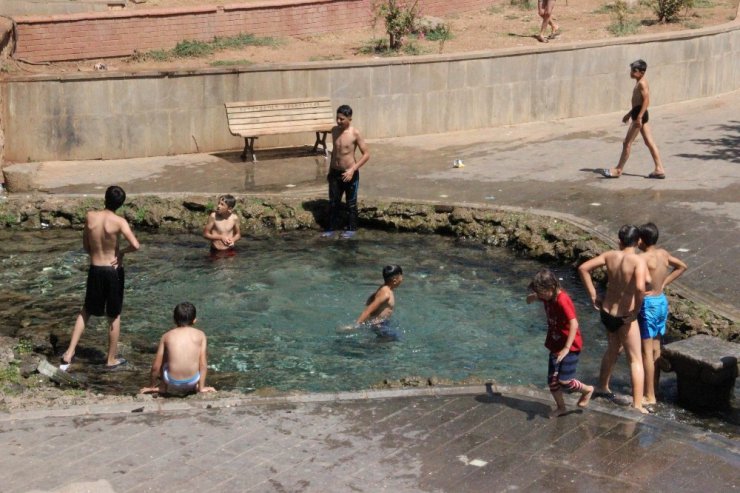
[1,21,739,162]
[11,0,491,63]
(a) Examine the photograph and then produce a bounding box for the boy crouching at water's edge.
[140,302,215,396]
[527,269,594,417]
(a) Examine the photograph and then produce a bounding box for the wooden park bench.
[225,97,336,162]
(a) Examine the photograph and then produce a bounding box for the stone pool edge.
[1,194,734,341]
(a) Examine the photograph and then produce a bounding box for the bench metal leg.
[242,137,257,162]
[313,131,329,156]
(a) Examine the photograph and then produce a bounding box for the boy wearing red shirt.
[527,269,594,417]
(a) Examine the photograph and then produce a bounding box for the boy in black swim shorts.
[60,186,140,371]
[601,59,667,180]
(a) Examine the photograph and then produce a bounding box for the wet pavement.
[2,386,739,493]
[1,92,738,492]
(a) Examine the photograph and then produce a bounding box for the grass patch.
[682,20,702,28]
[309,55,344,61]
[132,33,279,62]
[608,19,641,35]
[14,338,33,355]
[0,363,22,395]
[210,59,253,67]
[425,25,454,42]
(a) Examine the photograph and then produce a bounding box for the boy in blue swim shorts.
[140,302,216,396]
[638,223,687,405]
[527,269,594,417]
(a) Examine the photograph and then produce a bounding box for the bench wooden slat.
[228,114,334,126]
[225,97,331,107]
[226,102,333,113]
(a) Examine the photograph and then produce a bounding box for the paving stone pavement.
[2,387,738,493]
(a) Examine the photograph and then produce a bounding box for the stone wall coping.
[3,14,739,84]
[12,0,354,23]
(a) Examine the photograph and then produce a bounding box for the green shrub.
[608,0,641,35]
[645,0,689,22]
[372,0,420,50]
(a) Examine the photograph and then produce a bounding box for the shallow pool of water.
[2,229,737,436]
[1,229,615,391]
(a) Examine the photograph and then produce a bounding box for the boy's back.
[602,250,647,316]
[85,209,133,266]
[161,326,206,381]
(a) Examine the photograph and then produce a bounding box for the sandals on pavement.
[647,172,666,179]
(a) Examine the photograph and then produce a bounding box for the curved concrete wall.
[1,20,739,162]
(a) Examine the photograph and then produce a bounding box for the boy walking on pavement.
[637,222,687,405]
[602,59,667,179]
[60,185,140,371]
[323,104,370,239]
[578,225,650,414]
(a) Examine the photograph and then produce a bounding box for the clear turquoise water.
[1,229,615,393]
[3,229,738,436]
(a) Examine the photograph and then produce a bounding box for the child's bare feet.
[578,385,594,408]
[549,407,568,418]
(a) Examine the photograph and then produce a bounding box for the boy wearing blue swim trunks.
[527,269,594,418]
[140,302,216,396]
[638,223,687,405]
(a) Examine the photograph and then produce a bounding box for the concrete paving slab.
[1,387,737,493]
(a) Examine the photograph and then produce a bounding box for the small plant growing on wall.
[372,0,420,50]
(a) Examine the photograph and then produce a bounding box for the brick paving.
[2,387,738,493]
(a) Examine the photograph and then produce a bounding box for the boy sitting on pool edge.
[140,302,216,396]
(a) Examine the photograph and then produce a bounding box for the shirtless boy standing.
[356,265,403,340]
[578,225,649,413]
[638,222,687,405]
[60,185,140,370]
[602,59,666,179]
[140,302,215,396]
[323,104,370,239]
[202,194,241,256]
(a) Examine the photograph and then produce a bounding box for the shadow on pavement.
[675,121,740,164]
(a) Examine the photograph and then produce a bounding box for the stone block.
[662,334,739,411]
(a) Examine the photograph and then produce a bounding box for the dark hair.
[104,185,126,211]
[173,302,196,327]
[528,269,560,294]
[630,59,647,73]
[336,104,353,118]
[618,224,640,247]
[219,194,236,209]
[639,222,659,247]
[383,265,403,282]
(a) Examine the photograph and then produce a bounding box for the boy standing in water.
[637,222,687,405]
[578,224,649,414]
[203,194,241,256]
[140,302,215,396]
[602,59,666,179]
[527,269,594,417]
[323,104,370,239]
[355,265,403,339]
[60,185,139,371]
